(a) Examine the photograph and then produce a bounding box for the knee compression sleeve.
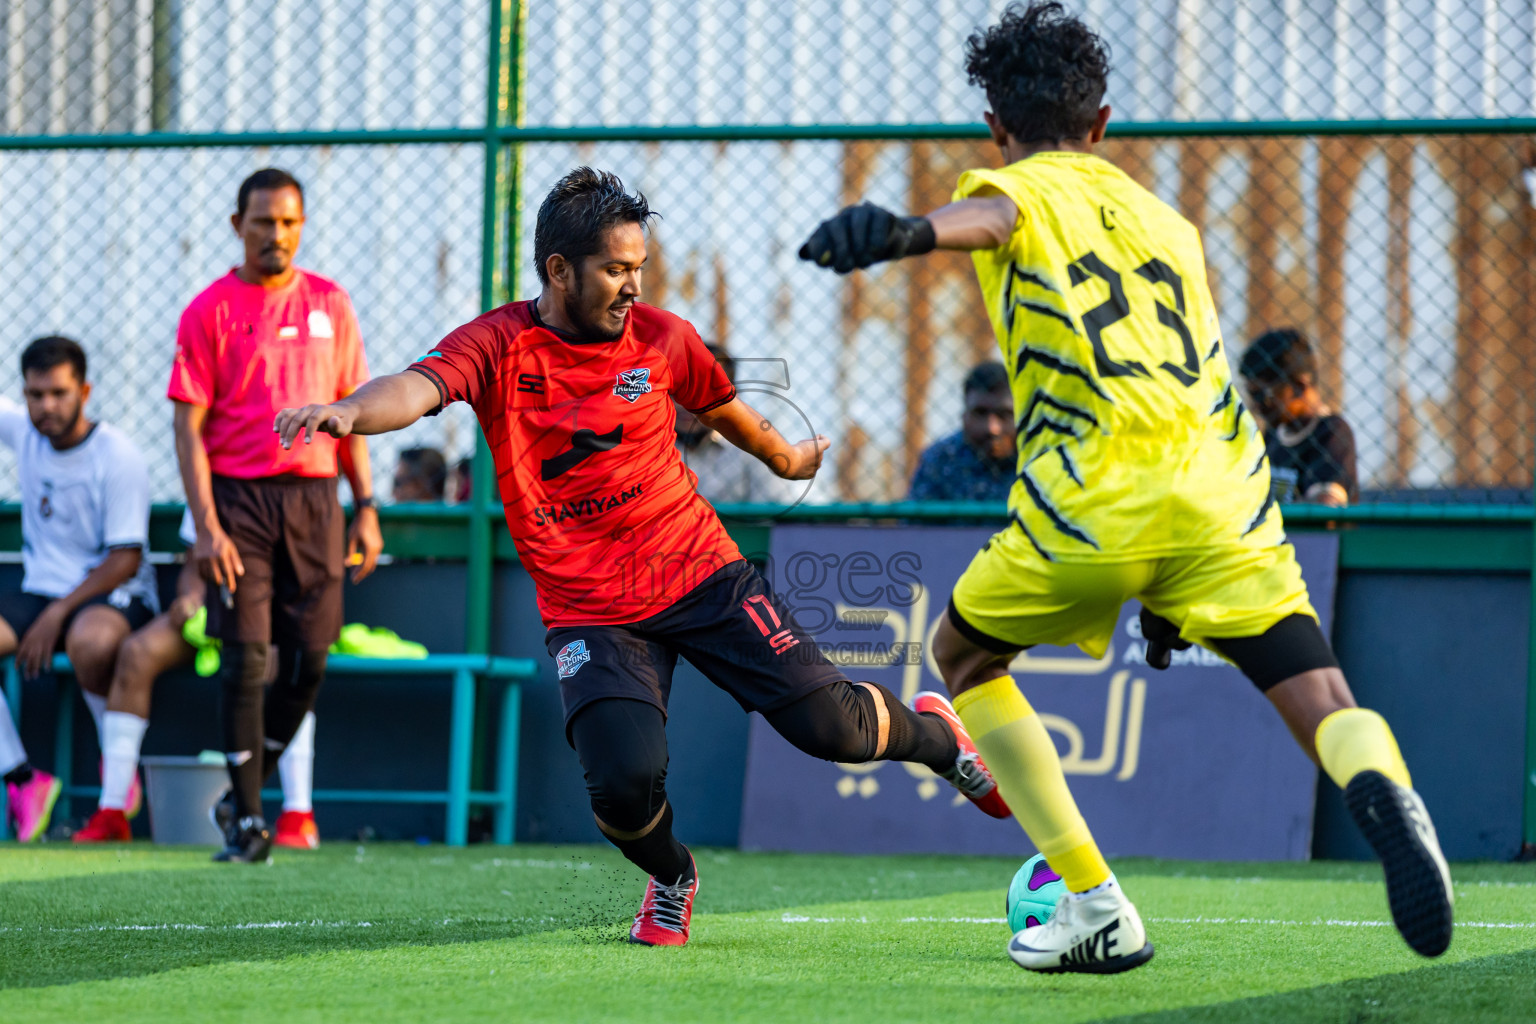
[953,678,1110,892]
[219,643,269,819]
[1208,613,1339,691]
[763,681,956,772]
[569,699,690,882]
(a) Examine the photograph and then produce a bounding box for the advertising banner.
[739,526,1338,860]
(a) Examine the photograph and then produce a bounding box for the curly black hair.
[533,167,657,284]
[964,2,1111,144]
[1240,328,1316,384]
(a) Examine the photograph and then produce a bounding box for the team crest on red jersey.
[613,367,653,403]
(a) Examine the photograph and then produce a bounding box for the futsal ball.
[1006,853,1067,933]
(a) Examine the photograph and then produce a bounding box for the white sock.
[278,712,315,813]
[0,707,27,778]
[100,712,148,811]
[82,690,107,741]
[1067,874,1120,902]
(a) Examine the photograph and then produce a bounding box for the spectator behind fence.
[908,361,1016,501]
[0,336,158,843]
[1238,328,1358,507]
[169,167,383,864]
[393,447,448,502]
[448,457,473,504]
[675,344,801,506]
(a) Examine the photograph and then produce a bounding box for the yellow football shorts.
[948,522,1317,659]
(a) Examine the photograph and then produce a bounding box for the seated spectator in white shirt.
[908,361,1016,502]
[0,336,157,842]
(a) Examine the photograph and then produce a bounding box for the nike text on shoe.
[1007,886,1155,974]
[1345,770,1454,957]
[213,816,273,864]
[911,691,1011,818]
[629,854,698,947]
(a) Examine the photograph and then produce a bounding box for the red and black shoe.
[72,807,131,843]
[912,691,1012,819]
[628,853,698,947]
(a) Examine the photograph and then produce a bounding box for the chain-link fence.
[2,0,1534,508]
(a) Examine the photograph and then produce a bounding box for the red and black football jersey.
[408,300,742,626]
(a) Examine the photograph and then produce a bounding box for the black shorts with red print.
[545,559,845,742]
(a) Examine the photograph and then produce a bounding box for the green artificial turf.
[1,843,1533,1022]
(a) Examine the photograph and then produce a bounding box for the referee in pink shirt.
[169,168,383,863]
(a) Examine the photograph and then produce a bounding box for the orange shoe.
[912,690,1012,819]
[73,807,131,843]
[273,809,319,850]
[629,853,697,947]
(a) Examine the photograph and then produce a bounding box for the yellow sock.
[1314,708,1411,790]
[954,677,1110,892]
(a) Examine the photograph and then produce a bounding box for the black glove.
[798,202,936,274]
[1138,606,1191,671]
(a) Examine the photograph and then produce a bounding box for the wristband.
[892,216,937,259]
[354,496,377,510]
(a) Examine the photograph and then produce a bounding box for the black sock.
[219,643,269,821]
[604,800,693,884]
[3,762,33,786]
[877,692,960,774]
[261,646,325,777]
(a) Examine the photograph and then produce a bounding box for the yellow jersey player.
[800,0,1452,974]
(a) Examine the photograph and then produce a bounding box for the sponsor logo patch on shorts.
[556,639,591,679]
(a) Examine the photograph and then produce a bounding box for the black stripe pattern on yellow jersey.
[1209,384,1233,417]
[1248,451,1268,478]
[1010,512,1055,561]
[1017,392,1099,448]
[1242,486,1276,537]
[1205,338,1222,363]
[1014,346,1113,403]
[1055,445,1084,487]
[1022,417,1083,446]
[1220,401,1249,442]
[1002,264,1076,338]
[1020,464,1100,549]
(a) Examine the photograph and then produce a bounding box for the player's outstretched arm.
[797,195,1018,274]
[697,397,830,481]
[275,370,441,449]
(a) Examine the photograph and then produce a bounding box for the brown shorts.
[206,474,344,649]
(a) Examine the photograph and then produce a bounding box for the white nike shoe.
[1007,881,1155,974]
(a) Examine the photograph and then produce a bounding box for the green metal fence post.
[470,1,515,658]
[1526,481,1536,854]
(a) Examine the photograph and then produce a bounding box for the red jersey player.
[276,167,1008,946]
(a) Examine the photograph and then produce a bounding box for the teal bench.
[0,652,537,846]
